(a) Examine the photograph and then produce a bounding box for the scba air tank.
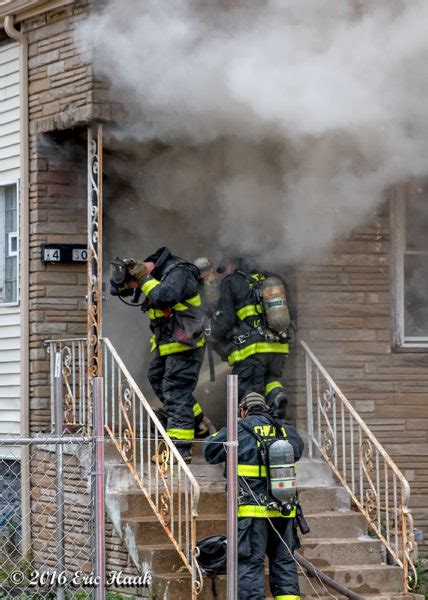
[261,276,290,337]
[269,439,296,505]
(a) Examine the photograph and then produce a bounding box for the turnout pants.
[232,353,286,405]
[238,517,300,600]
[148,347,204,446]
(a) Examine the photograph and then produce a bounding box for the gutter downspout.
[4,14,31,557]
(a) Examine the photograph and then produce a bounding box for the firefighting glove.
[128,260,149,282]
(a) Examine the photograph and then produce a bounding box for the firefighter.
[203,391,303,600]
[212,251,292,416]
[125,247,207,463]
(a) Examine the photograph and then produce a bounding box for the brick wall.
[24,0,111,432]
[31,447,143,596]
[29,131,87,433]
[292,198,428,552]
[25,0,111,135]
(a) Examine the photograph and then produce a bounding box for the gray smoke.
[79,0,428,263]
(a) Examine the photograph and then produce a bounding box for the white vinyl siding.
[0,41,21,452]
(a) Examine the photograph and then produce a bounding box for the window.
[0,184,18,305]
[393,182,428,347]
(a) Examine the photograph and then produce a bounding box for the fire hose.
[294,552,366,600]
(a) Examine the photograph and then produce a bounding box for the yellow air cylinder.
[261,276,290,335]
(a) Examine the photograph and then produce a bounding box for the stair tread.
[302,536,377,545]
[305,510,357,517]
[124,512,227,523]
[137,542,176,550]
[124,510,361,524]
[136,536,377,550]
[108,484,347,495]
[153,561,401,580]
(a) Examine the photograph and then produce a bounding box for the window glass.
[405,183,428,251]
[404,254,428,338]
[0,185,18,305]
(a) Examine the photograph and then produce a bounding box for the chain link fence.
[0,437,97,599]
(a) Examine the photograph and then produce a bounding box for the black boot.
[176,445,192,464]
[271,392,288,419]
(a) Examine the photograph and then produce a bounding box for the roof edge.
[0,0,74,24]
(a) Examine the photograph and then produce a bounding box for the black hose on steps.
[294,552,366,600]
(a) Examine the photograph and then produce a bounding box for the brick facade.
[291,197,428,552]
[25,1,108,433]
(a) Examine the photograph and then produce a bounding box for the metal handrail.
[101,337,202,597]
[46,336,202,597]
[301,340,417,592]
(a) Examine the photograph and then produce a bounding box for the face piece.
[109,257,136,297]
[110,259,128,287]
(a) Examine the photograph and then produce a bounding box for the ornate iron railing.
[46,338,89,434]
[102,337,202,597]
[302,341,417,592]
[46,336,202,596]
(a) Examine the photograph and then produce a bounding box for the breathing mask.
[109,257,136,297]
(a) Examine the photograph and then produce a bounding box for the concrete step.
[137,536,382,575]
[123,509,368,549]
[272,596,423,600]
[305,511,368,539]
[107,484,350,520]
[300,536,383,567]
[106,453,337,493]
[123,513,227,546]
[152,564,404,599]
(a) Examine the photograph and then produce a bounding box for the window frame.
[392,183,428,348]
[0,181,20,309]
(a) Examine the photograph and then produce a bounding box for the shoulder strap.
[239,420,267,479]
[262,413,287,439]
[239,419,266,447]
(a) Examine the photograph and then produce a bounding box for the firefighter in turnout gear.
[212,252,292,416]
[112,247,207,463]
[203,391,303,600]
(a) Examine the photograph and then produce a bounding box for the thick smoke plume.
[80,0,428,263]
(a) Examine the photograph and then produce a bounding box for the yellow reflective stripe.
[237,464,267,477]
[274,596,300,600]
[193,402,202,417]
[141,277,161,296]
[148,308,167,319]
[159,337,206,356]
[167,428,194,440]
[236,304,263,320]
[150,335,157,353]
[173,294,202,311]
[210,431,220,437]
[265,381,284,395]
[251,273,265,282]
[237,505,296,518]
[228,342,289,365]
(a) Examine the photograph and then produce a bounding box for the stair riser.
[138,538,383,575]
[298,487,349,513]
[126,511,367,547]
[127,518,227,546]
[301,539,383,566]
[112,485,350,520]
[138,546,184,574]
[153,565,404,600]
[305,513,367,539]
[116,492,226,519]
